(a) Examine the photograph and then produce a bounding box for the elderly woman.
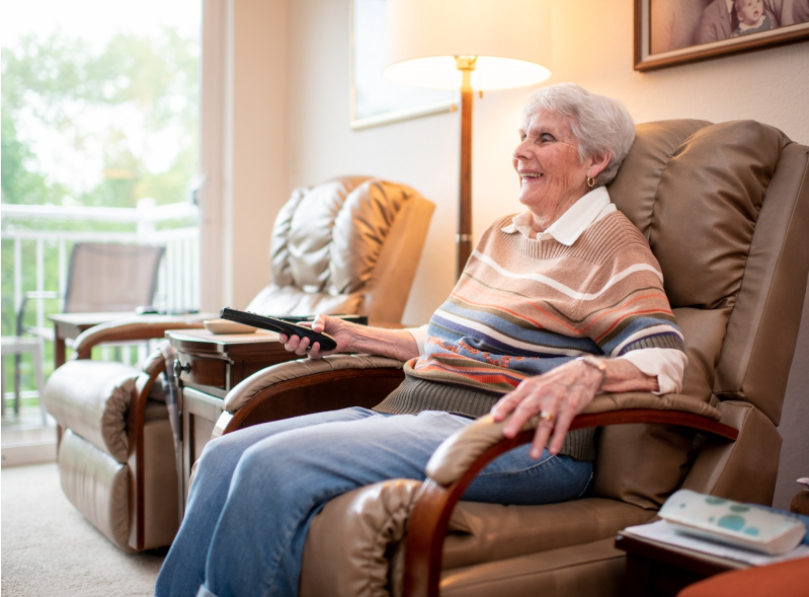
[155,83,686,597]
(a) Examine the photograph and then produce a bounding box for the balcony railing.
[1,199,200,393]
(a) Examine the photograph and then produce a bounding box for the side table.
[615,531,748,597]
[166,329,299,502]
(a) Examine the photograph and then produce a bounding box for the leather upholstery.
[715,142,809,422]
[593,422,696,511]
[589,119,804,512]
[44,360,140,463]
[681,400,783,505]
[131,416,180,549]
[301,481,652,597]
[58,429,132,552]
[247,177,434,324]
[442,498,652,570]
[673,307,729,404]
[301,479,422,597]
[45,354,177,552]
[438,538,626,597]
[611,120,809,424]
[290,120,809,596]
[589,301,727,512]
[645,121,786,310]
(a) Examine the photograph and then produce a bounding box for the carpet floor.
[2,463,165,596]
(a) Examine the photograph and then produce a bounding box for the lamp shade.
[383,0,552,91]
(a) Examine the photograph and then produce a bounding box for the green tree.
[1,27,199,392]
[1,28,198,208]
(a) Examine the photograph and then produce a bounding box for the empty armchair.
[43,345,179,552]
[43,176,434,551]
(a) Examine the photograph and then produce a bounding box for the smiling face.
[513,109,598,231]
[736,0,763,25]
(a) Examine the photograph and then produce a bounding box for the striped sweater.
[403,210,685,395]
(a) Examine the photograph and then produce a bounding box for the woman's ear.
[587,151,612,179]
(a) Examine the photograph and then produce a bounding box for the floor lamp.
[383,0,553,278]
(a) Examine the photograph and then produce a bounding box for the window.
[1,0,201,444]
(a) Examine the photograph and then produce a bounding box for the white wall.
[223,0,289,310]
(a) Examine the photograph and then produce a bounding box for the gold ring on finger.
[539,410,555,424]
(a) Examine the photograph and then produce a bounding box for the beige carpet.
[1,463,165,596]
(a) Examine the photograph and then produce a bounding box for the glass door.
[1,0,201,457]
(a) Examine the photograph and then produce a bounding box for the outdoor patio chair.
[7,242,165,414]
[205,119,809,596]
[43,176,435,551]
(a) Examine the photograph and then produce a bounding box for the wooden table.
[50,312,136,368]
[166,328,300,503]
[615,532,747,596]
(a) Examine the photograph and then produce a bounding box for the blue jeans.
[154,408,593,597]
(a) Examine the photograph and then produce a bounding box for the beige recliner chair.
[43,176,434,552]
[246,176,434,324]
[207,120,809,596]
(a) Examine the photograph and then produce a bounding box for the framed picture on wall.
[350,0,456,130]
[634,0,809,71]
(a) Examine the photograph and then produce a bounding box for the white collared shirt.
[502,186,614,245]
[407,186,687,395]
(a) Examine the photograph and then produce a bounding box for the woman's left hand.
[491,357,660,458]
[490,359,604,459]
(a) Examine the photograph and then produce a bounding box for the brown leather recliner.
[209,120,809,596]
[43,177,435,552]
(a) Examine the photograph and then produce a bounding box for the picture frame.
[350,0,457,130]
[634,0,809,71]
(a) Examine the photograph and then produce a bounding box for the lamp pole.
[455,56,476,279]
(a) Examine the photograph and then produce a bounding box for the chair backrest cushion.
[247,176,429,322]
[593,119,808,509]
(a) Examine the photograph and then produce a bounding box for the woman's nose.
[513,140,530,161]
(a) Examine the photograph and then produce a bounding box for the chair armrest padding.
[425,393,723,487]
[223,354,405,413]
[301,479,422,597]
[44,360,140,462]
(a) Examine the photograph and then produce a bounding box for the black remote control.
[275,314,368,326]
[219,308,338,351]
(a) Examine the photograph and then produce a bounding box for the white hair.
[523,83,636,187]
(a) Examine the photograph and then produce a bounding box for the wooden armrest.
[215,355,406,437]
[403,399,738,597]
[426,393,727,487]
[72,316,207,359]
[127,350,168,551]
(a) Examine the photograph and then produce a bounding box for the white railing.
[1,199,200,338]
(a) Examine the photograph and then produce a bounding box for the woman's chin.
[518,190,549,210]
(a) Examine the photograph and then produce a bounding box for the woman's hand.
[279,314,354,360]
[491,360,603,458]
[490,357,659,459]
[279,315,421,361]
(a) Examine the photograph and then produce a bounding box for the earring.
[586,176,595,188]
